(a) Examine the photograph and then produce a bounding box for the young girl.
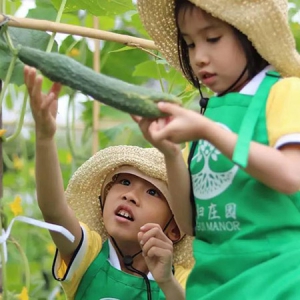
[24,65,194,300]
[134,0,300,298]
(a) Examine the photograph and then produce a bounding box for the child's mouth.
[201,74,216,85]
[116,209,134,221]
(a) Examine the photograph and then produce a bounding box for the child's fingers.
[41,92,56,111]
[49,82,62,99]
[157,102,183,116]
[139,224,171,246]
[131,114,141,123]
[25,67,37,94]
[31,75,43,106]
[23,65,30,87]
[145,246,172,260]
[142,235,173,258]
[140,223,162,232]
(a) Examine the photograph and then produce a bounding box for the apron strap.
[232,71,280,168]
[75,240,109,300]
[188,141,198,236]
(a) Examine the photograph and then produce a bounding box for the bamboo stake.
[92,16,100,155]
[0,15,157,50]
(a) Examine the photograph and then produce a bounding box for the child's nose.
[194,46,209,67]
[122,191,140,206]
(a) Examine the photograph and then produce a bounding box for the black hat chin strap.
[198,64,248,114]
[218,64,248,97]
[110,215,175,300]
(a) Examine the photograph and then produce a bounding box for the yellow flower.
[47,243,56,255]
[55,290,62,299]
[29,168,35,179]
[0,129,6,138]
[184,84,194,92]
[18,287,29,300]
[68,48,80,57]
[13,154,24,171]
[9,195,23,216]
[66,153,73,164]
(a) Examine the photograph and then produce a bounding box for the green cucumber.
[17,46,181,117]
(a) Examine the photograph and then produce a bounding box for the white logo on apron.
[192,124,239,200]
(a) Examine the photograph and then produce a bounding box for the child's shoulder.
[174,264,192,289]
[269,76,300,100]
[272,76,300,92]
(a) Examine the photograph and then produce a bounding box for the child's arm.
[132,115,194,235]
[145,102,300,194]
[25,66,82,264]
[138,223,186,300]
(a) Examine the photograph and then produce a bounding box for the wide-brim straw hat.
[137,0,300,78]
[66,145,194,269]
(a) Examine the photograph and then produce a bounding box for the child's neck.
[119,252,149,276]
[109,237,149,276]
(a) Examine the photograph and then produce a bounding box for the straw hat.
[65,145,194,269]
[137,0,300,78]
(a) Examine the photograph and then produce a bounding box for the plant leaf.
[51,0,135,17]
[0,27,58,86]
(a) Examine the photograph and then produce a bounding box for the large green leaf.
[100,30,150,84]
[51,0,135,17]
[121,12,151,39]
[27,0,58,21]
[6,0,22,16]
[0,27,58,85]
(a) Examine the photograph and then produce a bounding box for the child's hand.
[138,223,173,284]
[151,102,210,143]
[131,114,181,158]
[24,66,62,140]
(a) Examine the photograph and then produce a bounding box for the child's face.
[178,6,248,94]
[102,173,173,244]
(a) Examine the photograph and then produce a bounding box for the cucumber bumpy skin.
[18,46,181,118]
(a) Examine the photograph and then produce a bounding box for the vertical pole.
[92,17,100,155]
[0,79,5,298]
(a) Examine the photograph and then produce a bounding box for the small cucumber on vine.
[17,46,181,117]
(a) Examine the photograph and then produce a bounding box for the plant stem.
[4,29,16,54]
[9,237,31,290]
[2,149,14,169]
[0,51,17,110]
[46,0,67,52]
[66,92,78,160]
[6,91,28,143]
[155,57,165,93]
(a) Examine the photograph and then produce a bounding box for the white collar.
[239,65,274,96]
[108,240,155,280]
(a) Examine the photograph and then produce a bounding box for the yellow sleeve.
[266,77,300,148]
[55,223,103,300]
[174,264,191,289]
[182,143,190,166]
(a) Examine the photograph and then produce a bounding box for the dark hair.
[174,0,269,89]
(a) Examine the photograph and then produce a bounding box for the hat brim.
[137,0,300,78]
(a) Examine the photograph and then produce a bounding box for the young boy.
[24,65,194,300]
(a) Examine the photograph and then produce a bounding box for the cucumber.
[17,46,181,117]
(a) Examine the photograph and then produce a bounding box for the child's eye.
[147,188,160,197]
[186,43,195,49]
[119,179,130,186]
[207,37,221,43]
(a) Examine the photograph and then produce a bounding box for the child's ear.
[166,219,181,243]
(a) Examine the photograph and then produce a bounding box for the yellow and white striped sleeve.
[266,77,300,148]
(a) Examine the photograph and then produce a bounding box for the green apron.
[75,240,164,300]
[187,72,300,299]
